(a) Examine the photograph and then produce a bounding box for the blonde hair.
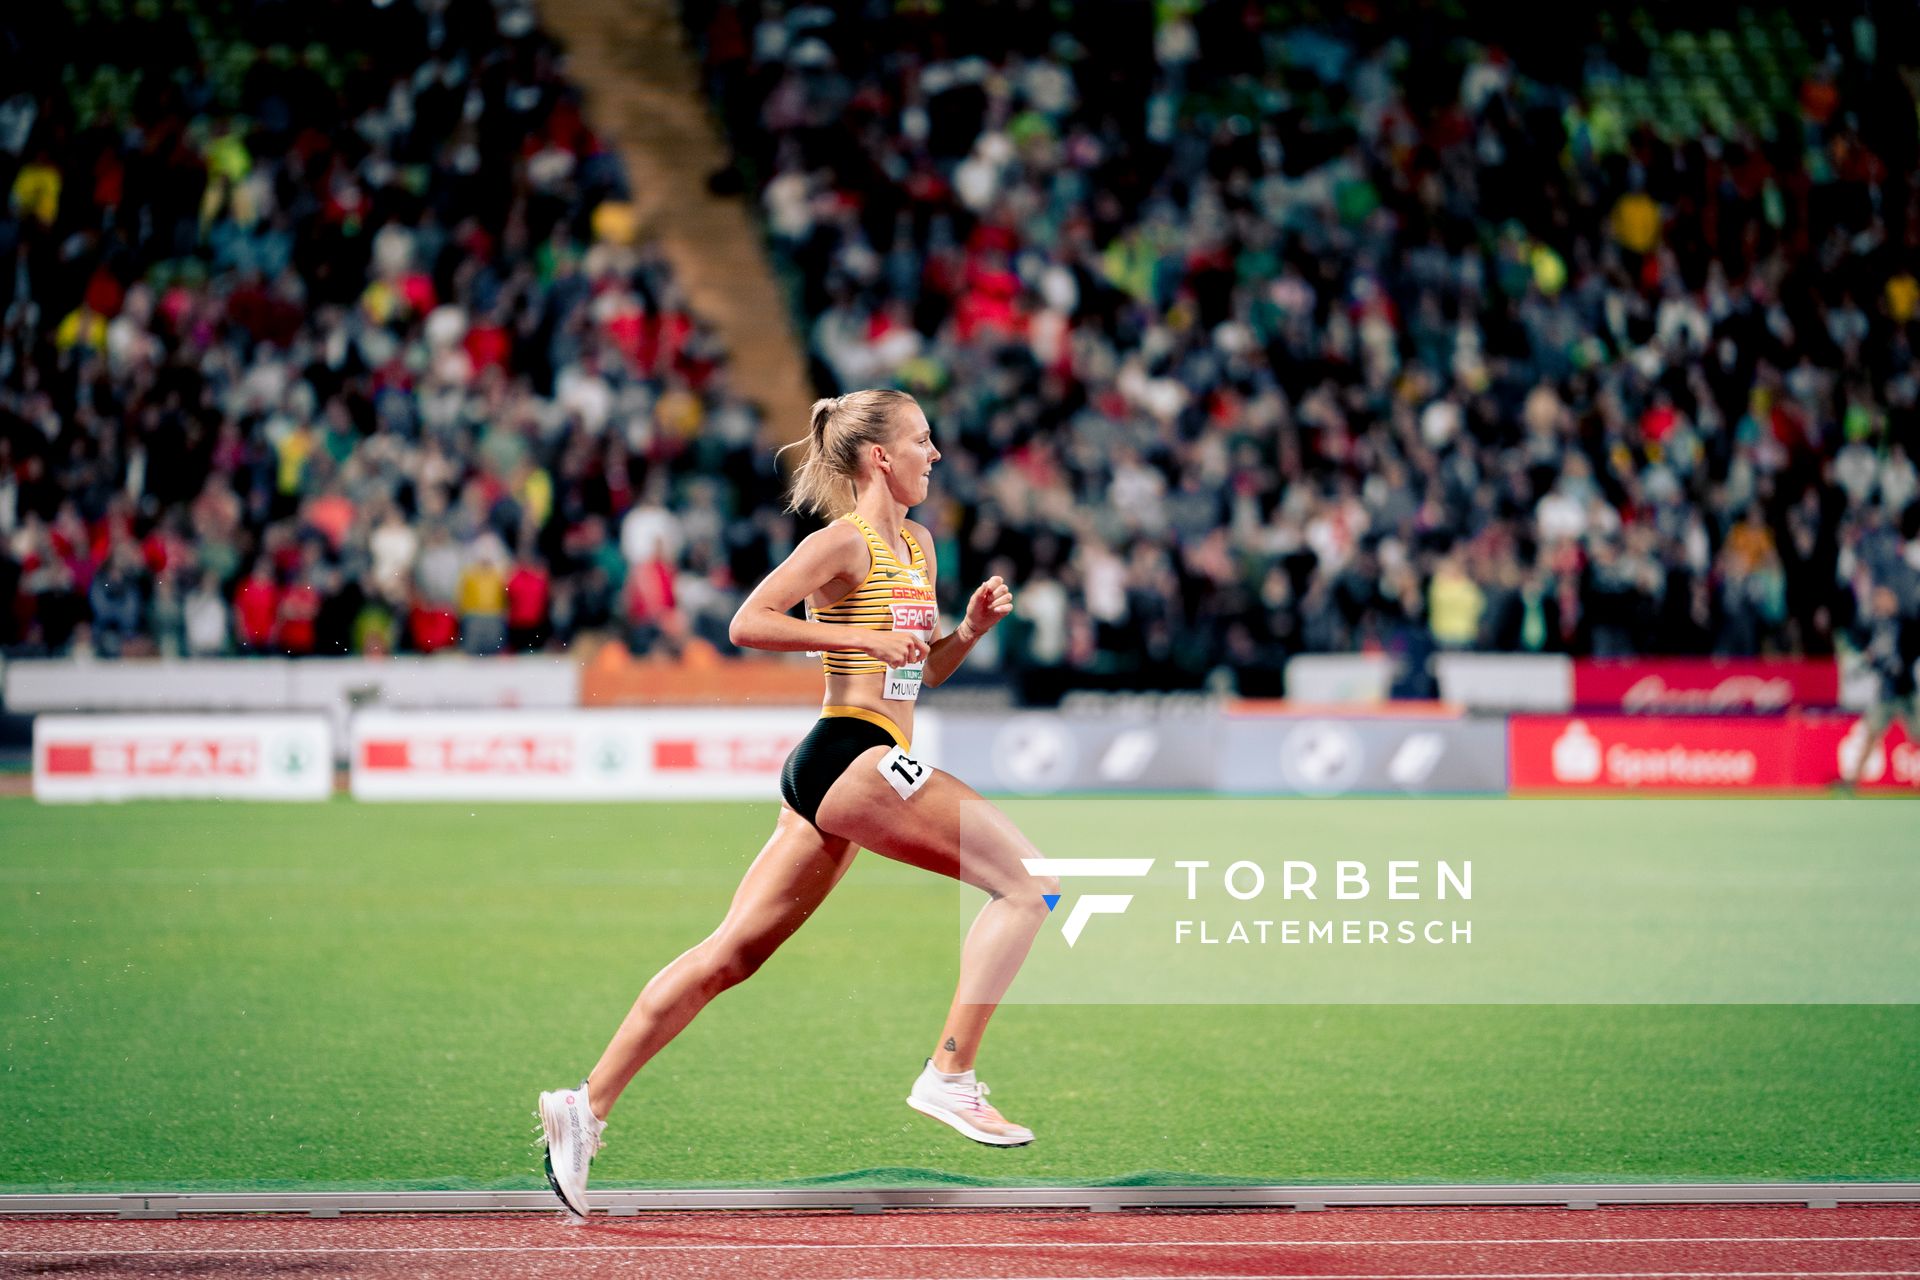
[781,389,919,517]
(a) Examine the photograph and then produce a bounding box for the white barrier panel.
[1283,654,1395,702]
[287,658,578,747]
[8,660,292,712]
[350,709,941,801]
[32,714,332,803]
[5,657,580,755]
[1434,653,1572,711]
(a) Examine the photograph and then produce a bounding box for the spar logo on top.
[1510,715,1917,791]
[33,714,331,802]
[347,709,869,801]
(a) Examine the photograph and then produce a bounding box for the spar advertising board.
[350,709,945,800]
[32,714,332,802]
[1571,658,1840,713]
[1510,714,1918,790]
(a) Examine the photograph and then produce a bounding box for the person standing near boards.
[1842,581,1920,788]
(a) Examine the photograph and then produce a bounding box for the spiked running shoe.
[536,1079,606,1218]
[906,1059,1034,1147]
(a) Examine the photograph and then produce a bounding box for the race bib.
[877,745,931,799]
[883,586,936,702]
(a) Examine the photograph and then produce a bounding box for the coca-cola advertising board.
[1571,659,1839,714]
[1510,715,1917,790]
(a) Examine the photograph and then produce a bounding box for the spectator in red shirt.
[622,541,680,656]
[506,553,552,653]
[276,573,321,655]
[408,601,460,653]
[463,307,513,375]
[232,559,280,655]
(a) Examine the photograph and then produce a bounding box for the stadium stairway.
[541,0,816,445]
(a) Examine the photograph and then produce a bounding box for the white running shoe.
[535,1079,606,1219]
[906,1059,1034,1147]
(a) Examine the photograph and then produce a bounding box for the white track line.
[4,1237,1916,1257]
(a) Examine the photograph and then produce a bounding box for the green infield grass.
[1,795,1915,1192]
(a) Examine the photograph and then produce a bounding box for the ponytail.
[780,389,918,517]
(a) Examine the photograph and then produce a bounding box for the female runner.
[537,389,1060,1218]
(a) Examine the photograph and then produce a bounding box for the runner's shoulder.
[797,517,873,578]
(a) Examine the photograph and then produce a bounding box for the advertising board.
[1509,714,1916,790]
[32,714,331,802]
[348,709,916,801]
[1218,712,1509,796]
[1569,659,1840,714]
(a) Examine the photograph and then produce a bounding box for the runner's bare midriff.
[823,671,917,743]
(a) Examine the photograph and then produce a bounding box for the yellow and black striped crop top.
[811,513,934,675]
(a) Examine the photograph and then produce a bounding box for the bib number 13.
[877,745,931,800]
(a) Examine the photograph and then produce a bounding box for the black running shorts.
[780,716,898,826]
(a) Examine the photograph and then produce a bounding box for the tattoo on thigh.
[944,1036,957,1052]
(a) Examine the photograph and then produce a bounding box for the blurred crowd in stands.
[691,0,1920,695]
[4,0,1919,702]
[0,0,784,662]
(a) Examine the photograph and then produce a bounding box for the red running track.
[2,1205,1916,1279]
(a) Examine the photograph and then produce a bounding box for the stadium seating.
[689,0,1920,696]
[2,0,1917,704]
[0,0,779,661]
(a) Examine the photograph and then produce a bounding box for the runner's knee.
[995,868,1058,914]
[702,932,777,990]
